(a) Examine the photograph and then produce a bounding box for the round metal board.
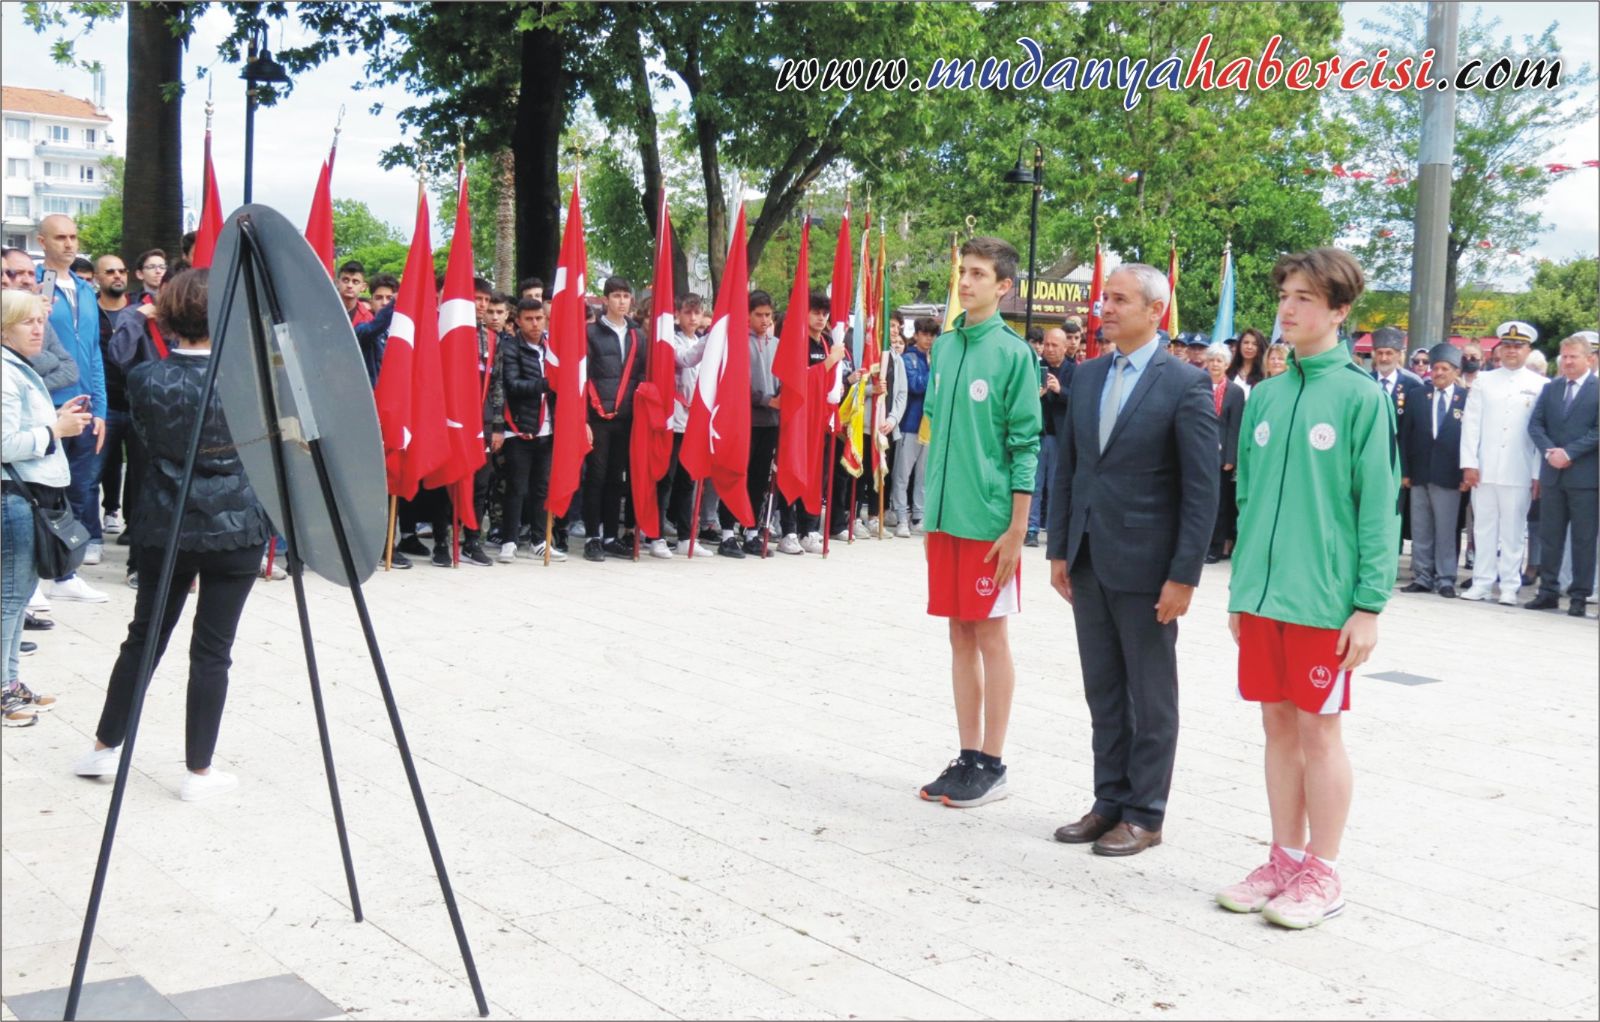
[208,204,386,587]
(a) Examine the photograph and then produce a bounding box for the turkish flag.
[630,192,680,538]
[682,204,753,526]
[191,131,223,270]
[545,182,592,519]
[424,163,487,531]
[373,191,449,499]
[305,146,336,277]
[1085,244,1104,359]
[828,202,852,349]
[774,215,813,510]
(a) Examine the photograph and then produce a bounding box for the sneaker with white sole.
[26,586,50,615]
[45,577,109,603]
[1458,585,1494,602]
[800,532,824,554]
[940,760,1008,808]
[102,512,124,534]
[777,533,803,555]
[11,681,55,712]
[1497,589,1519,606]
[1216,844,1301,913]
[259,555,287,580]
[852,520,873,540]
[866,517,881,535]
[530,541,567,563]
[82,541,104,565]
[74,745,123,777]
[3,690,37,727]
[648,538,674,559]
[1263,857,1344,929]
[895,521,911,539]
[498,542,518,563]
[180,769,239,802]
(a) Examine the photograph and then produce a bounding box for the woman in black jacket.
[72,269,272,800]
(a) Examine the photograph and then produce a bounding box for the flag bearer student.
[716,290,785,558]
[1218,248,1399,929]
[455,280,507,566]
[646,293,714,558]
[1399,343,1470,598]
[890,318,936,538]
[498,298,564,562]
[917,237,1043,808]
[773,294,847,555]
[793,293,856,550]
[582,276,645,562]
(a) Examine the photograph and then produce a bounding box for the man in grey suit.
[1526,333,1599,616]
[1046,263,1219,857]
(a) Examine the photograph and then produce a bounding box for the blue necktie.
[1435,389,1448,435]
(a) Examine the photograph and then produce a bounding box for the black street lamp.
[1003,139,1044,350]
[241,28,292,204]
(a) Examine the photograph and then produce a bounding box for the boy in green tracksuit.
[1216,248,1400,929]
[916,237,1044,809]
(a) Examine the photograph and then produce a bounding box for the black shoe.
[398,534,430,557]
[1024,531,1039,548]
[554,538,569,555]
[20,641,36,656]
[699,527,722,545]
[1401,581,1431,593]
[1524,593,1561,611]
[23,613,52,631]
[717,537,746,559]
[742,535,766,557]
[1438,585,1457,599]
[115,531,131,546]
[460,543,493,567]
[389,551,413,569]
[583,538,605,562]
[430,545,453,568]
[918,754,974,802]
[1569,598,1588,618]
[602,538,633,558]
[939,760,1008,808]
[1204,553,1222,564]
[1522,571,1539,588]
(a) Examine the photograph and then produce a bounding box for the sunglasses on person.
[2,269,29,281]
[102,268,128,276]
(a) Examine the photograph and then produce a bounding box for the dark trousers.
[98,408,133,514]
[97,543,259,771]
[60,429,105,562]
[399,486,452,547]
[655,433,698,539]
[582,417,630,539]
[1068,544,1180,831]
[503,435,553,543]
[798,433,853,536]
[1538,485,1598,599]
[462,459,496,544]
[718,424,781,532]
[1209,470,1237,556]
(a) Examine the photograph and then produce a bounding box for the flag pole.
[384,496,397,570]
[759,455,778,558]
[687,480,703,558]
[543,511,552,566]
[822,429,838,557]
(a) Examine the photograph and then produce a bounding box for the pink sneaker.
[1263,856,1344,929]
[1216,844,1300,913]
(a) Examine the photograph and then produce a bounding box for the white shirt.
[1459,365,1547,484]
[1430,383,1456,440]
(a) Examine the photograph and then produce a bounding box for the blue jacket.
[900,347,930,435]
[43,268,106,417]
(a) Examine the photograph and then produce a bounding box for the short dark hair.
[134,248,166,271]
[516,298,545,314]
[914,316,940,337]
[180,230,197,253]
[1026,326,1044,345]
[70,256,93,274]
[472,275,493,295]
[675,292,703,314]
[368,273,398,293]
[602,275,632,296]
[749,290,774,313]
[1062,318,1083,334]
[960,236,1019,284]
[156,267,209,342]
[517,276,545,294]
[338,260,366,278]
[489,291,514,307]
[168,258,191,278]
[1271,247,1364,310]
[808,291,831,314]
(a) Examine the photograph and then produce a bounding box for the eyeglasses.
[102,268,127,276]
[141,263,167,272]
[2,269,26,280]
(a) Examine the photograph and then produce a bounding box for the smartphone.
[70,395,92,412]
[40,268,57,296]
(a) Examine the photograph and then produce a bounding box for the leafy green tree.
[330,198,404,260]
[1514,256,1599,353]
[77,155,124,258]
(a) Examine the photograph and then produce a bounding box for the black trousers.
[582,417,630,539]
[1068,544,1180,831]
[1209,470,1237,555]
[462,459,497,544]
[503,435,552,543]
[718,424,782,532]
[1537,485,1598,599]
[654,432,698,540]
[797,433,852,536]
[97,543,259,771]
[399,486,452,547]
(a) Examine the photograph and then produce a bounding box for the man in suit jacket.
[1526,334,1599,615]
[1400,343,1471,597]
[1202,342,1246,562]
[1027,326,1074,546]
[1046,264,1219,857]
[1370,327,1426,547]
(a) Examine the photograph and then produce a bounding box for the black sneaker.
[602,538,633,558]
[398,534,430,557]
[390,551,413,569]
[918,755,974,802]
[23,612,52,631]
[699,526,722,545]
[583,538,605,562]
[460,543,493,567]
[742,535,766,557]
[1024,531,1039,548]
[431,545,453,567]
[940,760,1008,808]
[717,537,745,559]
[115,531,131,546]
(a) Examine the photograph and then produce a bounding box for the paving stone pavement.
[3,536,1596,1020]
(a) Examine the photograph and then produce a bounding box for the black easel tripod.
[63,209,488,1019]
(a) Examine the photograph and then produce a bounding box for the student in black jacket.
[1203,342,1245,562]
[1400,343,1470,597]
[498,298,564,562]
[581,276,645,561]
[71,269,272,801]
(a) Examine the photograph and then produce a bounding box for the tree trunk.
[122,3,185,265]
[619,7,688,289]
[494,147,515,289]
[1445,235,1464,334]
[514,25,565,284]
[677,38,726,294]
[746,134,844,273]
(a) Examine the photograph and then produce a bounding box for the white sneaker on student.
[895,520,911,538]
[180,769,239,802]
[530,541,567,562]
[648,538,674,559]
[801,532,825,554]
[498,542,518,563]
[102,512,125,535]
[778,533,803,555]
[1458,585,1494,602]
[25,585,50,615]
[45,577,108,603]
[74,745,123,777]
[82,541,104,565]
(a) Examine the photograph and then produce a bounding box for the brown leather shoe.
[1091,821,1163,857]
[1053,811,1117,844]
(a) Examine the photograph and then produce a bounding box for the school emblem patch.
[1254,422,1271,447]
[1308,423,1337,451]
[968,379,989,402]
[975,576,996,597]
[1309,665,1334,689]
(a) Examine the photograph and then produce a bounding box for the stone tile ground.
[3,536,1595,1020]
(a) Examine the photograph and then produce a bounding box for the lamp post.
[241,28,292,204]
[1003,140,1044,349]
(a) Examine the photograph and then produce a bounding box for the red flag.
[630,192,680,538]
[545,182,592,519]
[425,163,487,531]
[1159,239,1179,334]
[828,201,852,348]
[191,130,223,269]
[373,191,449,498]
[1085,243,1104,360]
[774,215,813,510]
[305,145,337,277]
[682,204,753,526]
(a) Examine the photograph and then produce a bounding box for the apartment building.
[1,83,114,254]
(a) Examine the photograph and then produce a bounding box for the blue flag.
[1212,247,1235,343]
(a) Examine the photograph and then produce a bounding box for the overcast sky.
[2,1,1595,288]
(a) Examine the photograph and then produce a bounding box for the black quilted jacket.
[127,352,272,552]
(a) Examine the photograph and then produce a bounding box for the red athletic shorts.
[1236,612,1351,714]
[926,531,1021,621]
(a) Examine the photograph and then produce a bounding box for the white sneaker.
[74,745,123,777]
[416,522,434,537]
[686,539,717,558]
[567,521,587,538]
[45,577,108,603]
[866,517,881,534]
[885,509,899,527]
[778,533,803,555]
[258,555,286,580]
[801,532,824,554]
[1497,589,1519,606]
[1458,585,1493,602]
[530,541,567,563]
[911,519,927,534]
[852,520,873,540]
[82,541,104,566]
[498,542,518,563]
[895,521,911,538]
[102,512,124,534]
[180,769,239,802]
[26,585,50,615]
[648,538,674,559]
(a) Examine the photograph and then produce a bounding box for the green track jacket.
[922,311,1043,541]
[1228,342,1401,629]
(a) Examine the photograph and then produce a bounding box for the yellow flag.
[942,232,961,332]
[838,377,867,478]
